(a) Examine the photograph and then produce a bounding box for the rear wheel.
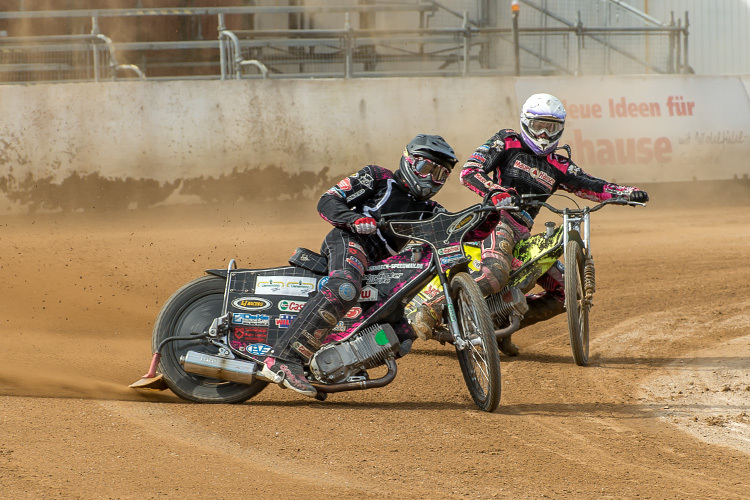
[153,275,268,403]
[451,272,501,412]
[565,241,590,366]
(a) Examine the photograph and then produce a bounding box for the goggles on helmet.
[524,117,564,138]
[408,155,451,185]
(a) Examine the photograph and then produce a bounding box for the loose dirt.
[1,181,748,499]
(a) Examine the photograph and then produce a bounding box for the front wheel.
[451,272,502,412]
[153,275,269,403]
[565,240,590,366]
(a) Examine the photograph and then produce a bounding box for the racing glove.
[491,188,519,208]
[352,217,377,234]
[629,190,649,203]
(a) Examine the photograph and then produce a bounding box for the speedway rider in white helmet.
[412,93,649,356]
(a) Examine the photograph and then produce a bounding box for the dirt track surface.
[1,182,749,499]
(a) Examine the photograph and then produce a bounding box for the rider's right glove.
[352,217,377,234]
[491,188,519,209]
[629,190,649,203]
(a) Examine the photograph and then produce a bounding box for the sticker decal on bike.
[275,314,296,328]
[440,255,465,266]
[344,307,362,319]
[231,297,272,311]
[232,326,268,343]
[437,244,461,256]
[232,313,270,326]
[364,271,404,285]
[246,343,272,356]
[255,276,317,297]
[445,213,479,243]
[278,299,306,312]
[360,285,379,301]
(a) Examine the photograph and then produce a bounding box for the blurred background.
[0,0,748,212]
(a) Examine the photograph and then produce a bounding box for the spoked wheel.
[450,272,501,412]
[565,240,590,366]
[153,275,268,403]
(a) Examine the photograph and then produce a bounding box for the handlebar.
[374,194,643,230]
[511,195,644,216]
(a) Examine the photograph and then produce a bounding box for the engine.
[486,286,529,328]
[309,324,401,384]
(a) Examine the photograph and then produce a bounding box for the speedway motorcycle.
[131,200,503,412]
[407,193,644,366]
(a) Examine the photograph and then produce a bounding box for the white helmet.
[519,93,566,156]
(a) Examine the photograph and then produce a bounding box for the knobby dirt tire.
[565,240,590,366]
[451,272,502,412]
[153,275,268,403]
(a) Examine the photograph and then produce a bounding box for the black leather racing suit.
[271,164,497,362]
[460,129,644,333]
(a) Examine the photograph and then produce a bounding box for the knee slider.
[325,270,362,309]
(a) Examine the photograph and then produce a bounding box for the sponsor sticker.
[278,299,306,312]
[345,189,365,201]
[337,178,352,191]
[231,297,272,311]
[319,309,338,326]
[344,307,362,319]
[338,283,357,301]
[255,276,317,297]
[232,326,268,342]
[440,255,465,266]
[437,245,461,256]
[447,214,477,237]
[365,271,404,285]
[360,285,379,301]
[368,262,423,271]
[247,343,272,356]
[232,313,270,326]
[512,159,555,189]
[346,256,365,275]
[275,314,296,328]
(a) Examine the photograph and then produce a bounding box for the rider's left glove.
[629,190,649,203]
[352,217,377,234]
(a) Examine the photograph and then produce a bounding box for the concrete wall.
[1,75,748,212]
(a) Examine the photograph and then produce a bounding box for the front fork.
[563,210,596,306]
[437,271,468,350]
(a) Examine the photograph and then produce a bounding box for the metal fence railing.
[0,1,690,84]
[0,32,144,83]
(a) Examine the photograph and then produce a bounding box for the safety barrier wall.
[0,74,748,212]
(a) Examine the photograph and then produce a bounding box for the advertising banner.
[516,76,750,183]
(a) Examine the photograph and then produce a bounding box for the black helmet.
[396,134,458,200]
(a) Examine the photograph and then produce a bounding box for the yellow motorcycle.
[407,193,645,366]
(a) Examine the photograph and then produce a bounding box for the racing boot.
[410,295,444,341]
[519,291,565,329]
[260,293,348,397]
[498,335,520,357]
[475,220,516,296]
[260,270,360,397]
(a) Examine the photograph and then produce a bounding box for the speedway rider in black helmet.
[412,94,650,356]
[256,134,498,397]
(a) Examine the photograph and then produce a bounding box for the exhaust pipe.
[180,351,258,385]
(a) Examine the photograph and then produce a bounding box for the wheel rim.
[163,293,230,388]
[456,288,492,399]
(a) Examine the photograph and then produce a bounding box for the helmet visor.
[412,156,451,185]
[525,117,564,138]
